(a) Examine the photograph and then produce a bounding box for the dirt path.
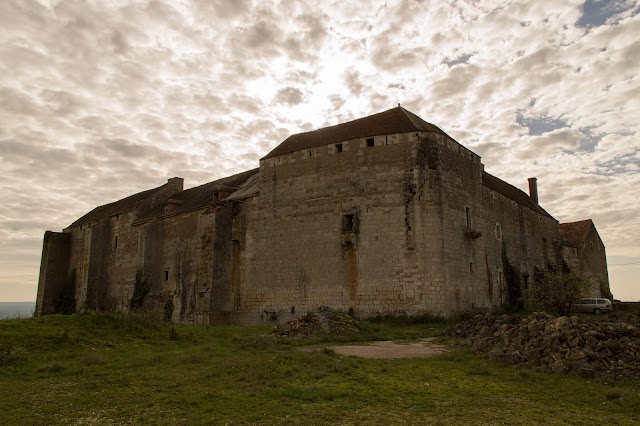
[329,338,449,359]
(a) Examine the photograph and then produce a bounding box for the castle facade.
[35,107,610,323]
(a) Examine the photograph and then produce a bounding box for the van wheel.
[594,308,602,314]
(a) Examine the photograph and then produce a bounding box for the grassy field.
[0,313,638,425]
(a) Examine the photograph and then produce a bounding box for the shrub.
[531,269,588,315]
[130,270,150,311]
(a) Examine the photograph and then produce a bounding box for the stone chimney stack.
[167,177,184,192]
[528,177,538,205]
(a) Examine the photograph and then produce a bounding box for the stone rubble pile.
[448,312,640,378]
[272,306,364,337]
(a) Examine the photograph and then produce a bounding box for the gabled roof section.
[263,106,449,159]
[482,171,555,219]
[69,183,171,228]
[559,219,593,248]
[133,168,259,225]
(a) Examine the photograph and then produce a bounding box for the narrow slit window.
[465,207,471,230]
[164,270,169,281]
[114,236,118,249]
[335,143,343,153]
[469,262,474,273]
[342,214,355,232]
[366,138,374,147]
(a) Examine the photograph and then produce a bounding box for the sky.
[0,0,638,302]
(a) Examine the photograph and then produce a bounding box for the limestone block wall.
[578,225,610,297]
[234,131,448,324]
[479,184,560,308]
[63,210,143,312]
[424,133,486,314]
[35,231,71,315]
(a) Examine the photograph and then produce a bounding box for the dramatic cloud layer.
[1,0,638,301]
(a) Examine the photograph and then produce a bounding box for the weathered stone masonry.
[35,107,611,323]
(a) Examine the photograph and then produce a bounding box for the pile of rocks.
[272,306,364,337]
[448,312,640,378]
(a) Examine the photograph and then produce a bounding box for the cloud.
[274,87,304,106]
[0,0,639,302]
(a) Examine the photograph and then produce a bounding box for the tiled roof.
[559,219,593,248]
[133,169,258,225]
[226,172,260,201]
[263,106,449,159]
[482,171,555,219]
[69,185,167,228]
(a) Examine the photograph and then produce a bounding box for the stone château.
[35,107,611,323]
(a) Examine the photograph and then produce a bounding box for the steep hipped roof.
[559,219,593,248]
[69,184,169,228]
[133,169,258,225]
[263,106,449,159]
[482,171,555,219]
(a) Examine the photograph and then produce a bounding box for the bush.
[531,269,588,315]
[130,270,150,311]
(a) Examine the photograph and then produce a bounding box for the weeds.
[0,343,23,366]
[82,352,106,366]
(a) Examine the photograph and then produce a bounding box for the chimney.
[528,177,538,205]
[167,177,184,192]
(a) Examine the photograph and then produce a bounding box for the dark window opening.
[116,214,120,221]
[164,270,169,281]
[114,236,118,249]
[342,213,355,232]
[465,207,471,230]
[366,138,374,147]
[335,143,343,153]
[469,262,474,273]
[523,275,529,290]
[213,192,220,203]
[308,150,313,157]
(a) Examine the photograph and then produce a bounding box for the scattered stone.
[448,312,640,379]
[272,306,364,337]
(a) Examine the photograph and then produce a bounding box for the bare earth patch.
[329,338,449,359]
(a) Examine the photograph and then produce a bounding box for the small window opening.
[335,143,343,153]
[523,275,529,290]
[164,270,169,281]
[469,262,474,273]
[366,138,374,147]
[342,213,355,232]
[495,223,502,239]
[308,150,313,157]
[213,192,220,203]
[114,236,118,249]
[116,214,120,221]
[465,207,471,230]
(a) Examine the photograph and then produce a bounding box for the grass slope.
[0,313,638,425]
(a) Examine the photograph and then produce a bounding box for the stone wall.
[580,224,610,297]
[237,131,440,323]
[35,231,71,315]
